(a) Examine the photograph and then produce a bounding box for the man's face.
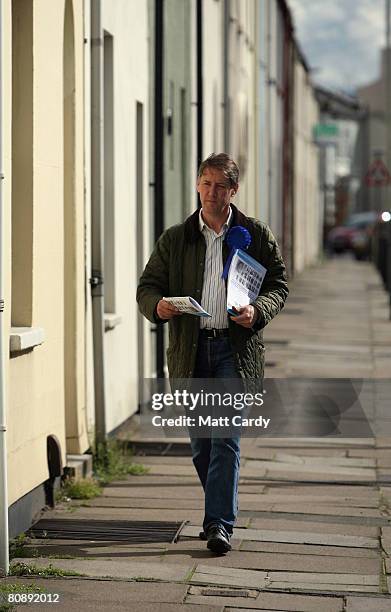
[196,167,238,216]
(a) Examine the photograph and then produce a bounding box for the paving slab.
[267,570,379,587]
[181,525,379,548]
[256,469,376,483]
[85,496,205,510]
[345,595,391,611]
[137,456,194,466]
[105,476,198,485]
[188,585,258,598]
[0,576,188,609]
[49,506,204,524]
[349,449,388,457]
[21,541,168,561]
[145,465,214,477]
[163,544,380,574]
[240,493,379,508]
[239,485,268,494]
[190,565,268,589]
[255,438,375,448]
[186,590,344,611]
[242,504,384,518]
[381,526,391,538]
[10,557,192,582]
[100,486,203,499]
[16,603,221,612]
[265,581,378,593]
[264,485,379,497]
[276,455,376,468]
[248,518,378,537]
[249,448,348,457]
[23,538,169,550]
[376,470,391,482]
[224,607,273,612]
[377,457,391,468]
[245,460,376,478]
[240,540,380,558]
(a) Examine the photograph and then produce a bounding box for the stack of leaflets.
[226,249,267,314]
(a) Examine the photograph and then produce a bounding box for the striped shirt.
[199,207,232,329]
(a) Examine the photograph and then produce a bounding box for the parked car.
[327,212,379,258]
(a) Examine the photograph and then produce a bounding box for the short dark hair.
[198,153,240,188]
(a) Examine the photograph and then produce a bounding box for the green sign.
[313,123,339,143]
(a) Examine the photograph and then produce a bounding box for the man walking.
[137,153,288,553]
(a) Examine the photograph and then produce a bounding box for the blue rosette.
[222,225,252,279]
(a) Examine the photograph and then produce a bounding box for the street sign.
[365,158,391,187]
[313,123,339,145]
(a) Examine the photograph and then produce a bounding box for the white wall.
[85,0,150,433]
[202,0,225,157]
[293,58,320,273]
[226,0,257,217]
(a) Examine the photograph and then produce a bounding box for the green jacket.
[137,204,288,381]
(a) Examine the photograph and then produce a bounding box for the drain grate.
[29,519,187,543]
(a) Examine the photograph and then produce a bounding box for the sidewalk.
[7,258,391,611]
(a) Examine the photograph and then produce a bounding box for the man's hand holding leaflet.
[162,296,211,317]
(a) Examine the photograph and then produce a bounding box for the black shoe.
[206,525,231,554]
[199,530,207,541]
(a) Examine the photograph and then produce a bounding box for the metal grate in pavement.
[29,519,187,543]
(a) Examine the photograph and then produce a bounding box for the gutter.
[0,0,10,575]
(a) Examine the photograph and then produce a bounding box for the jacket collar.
[184,203,252,243]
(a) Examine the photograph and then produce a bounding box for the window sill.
[10,326,46,353]
[104,313,122,331]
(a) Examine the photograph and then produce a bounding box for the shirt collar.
[199,205,232,235]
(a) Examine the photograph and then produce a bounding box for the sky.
[287,0,386,94]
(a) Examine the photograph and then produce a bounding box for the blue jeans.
[190,335,241,537]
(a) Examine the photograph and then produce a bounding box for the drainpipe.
[154,0,165,378]
[196,0,203,168]
[90,0,106,444]
[0,0,10,575]
[281,9,293,277]
[223,0,229,153]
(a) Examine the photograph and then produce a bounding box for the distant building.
[355,48,391,212]
[314,86,363,229]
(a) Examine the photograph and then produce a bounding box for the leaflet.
[163,296,212,317]
[227,249,267,313]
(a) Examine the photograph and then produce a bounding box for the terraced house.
[0,0,321,573]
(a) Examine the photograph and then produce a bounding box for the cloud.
[287,0,384,91]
